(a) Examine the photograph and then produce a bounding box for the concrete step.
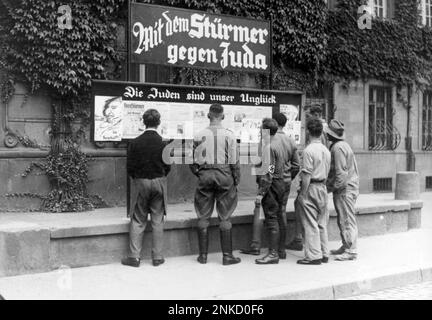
[0,193,423,277]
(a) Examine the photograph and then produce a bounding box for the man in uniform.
[122,109,171,268]
[325,120,360,261]
[253,118,289,264]
[190,103,241,266]
[241,113,300,259]
[297,118,331,265]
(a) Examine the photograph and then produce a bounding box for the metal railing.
[422,125,432,151]
[368,120,401,151]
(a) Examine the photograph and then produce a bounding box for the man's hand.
[297,193,306,205]
[255,195,263,204]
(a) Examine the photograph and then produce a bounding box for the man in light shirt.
[297,118,331,265]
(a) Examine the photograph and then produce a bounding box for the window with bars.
[368,0,387,18]
[373,178,392,192]
[419,0,432,27]
[426,176,432,189]
[369,86,398,150]
[422,91,432,151]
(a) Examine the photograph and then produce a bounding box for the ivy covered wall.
[323,0,432,87]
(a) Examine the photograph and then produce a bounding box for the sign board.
[92,80,302,143]
[129,3,271,73]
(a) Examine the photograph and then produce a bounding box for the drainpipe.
[406,84,415,171]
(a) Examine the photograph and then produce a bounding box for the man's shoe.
[255,251,279,264]
[152,258,165,267]
[321,256,329,263]
[121,257,140,268]
[197,254,207,264]
[223,254,241,266]
[334,252,357,261]
[297,259,322,265]
[330,246,345,255]
[278,250,287,260]
[286,241,303,251]
[240,247,261,255]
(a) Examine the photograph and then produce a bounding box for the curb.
[216,266,432,300]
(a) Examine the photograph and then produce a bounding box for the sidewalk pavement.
[0,193,430,300]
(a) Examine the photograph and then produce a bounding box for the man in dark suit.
[121,109,171,268]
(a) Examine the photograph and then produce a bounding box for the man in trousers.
[253,118,289,264]
[241,113,300,259]
[190,103,241,266]
[297,118,331,265]
[122,109,171,268]
[288,105,328,252]
[325,119,360,261]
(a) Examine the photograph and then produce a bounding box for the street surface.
[344,281,432,300]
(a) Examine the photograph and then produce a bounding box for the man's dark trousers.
[129,177,167,260]
[261,178,286,252]
[279,180,291,250]
[195,167,238,231]
[248,180,289,252]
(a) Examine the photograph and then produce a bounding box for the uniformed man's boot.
[220,229,241,266]
[197,228,209,264]
[255,231,280,265]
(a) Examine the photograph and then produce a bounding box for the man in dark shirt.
[121,109,171,268]
[255,118,288,264]
[241,113,300,259]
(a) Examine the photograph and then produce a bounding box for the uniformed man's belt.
[310,179,326,184]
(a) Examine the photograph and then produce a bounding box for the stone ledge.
[48,198,422,239]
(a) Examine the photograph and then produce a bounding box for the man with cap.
[325,119,360,261]
[297,118,331,265]
[190,103,241,266]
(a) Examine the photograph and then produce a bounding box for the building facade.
[1,0,432,211]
